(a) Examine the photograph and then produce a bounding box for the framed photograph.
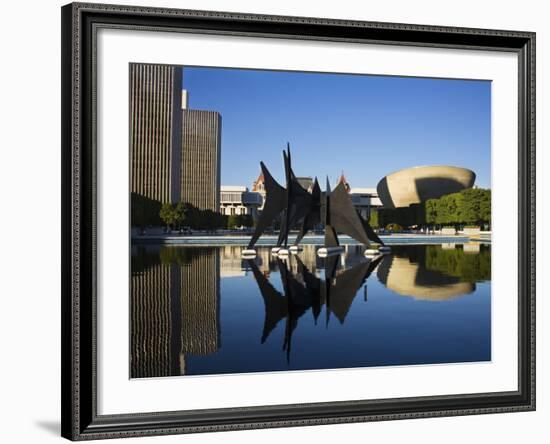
[61,2,535,440]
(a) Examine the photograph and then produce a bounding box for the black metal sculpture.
[246,161,287,250]
[276,146,314,249]
[294,178,321,246]
[244,144,384,254]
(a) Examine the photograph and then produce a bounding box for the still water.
[130,243,491,378]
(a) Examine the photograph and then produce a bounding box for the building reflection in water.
[220,244,323,277]
[377,256,475,300]
[131,243,490,377]
[376,243,490,301]
[131,246,220,378]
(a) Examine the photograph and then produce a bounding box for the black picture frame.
[61,2,536,440]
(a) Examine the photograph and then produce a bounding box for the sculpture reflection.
[246,252,383,363]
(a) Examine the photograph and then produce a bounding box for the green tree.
[459,188,491,228]
[451,193,464,226]
[425,199,437,226]
[373,188,490,231]
[479,189,491,228]
[173,202,187,229]
[227,214,239,229]
[369,209,379,229]
[461,188,481,225]
[159,203,177,230]
[436,193,463,226]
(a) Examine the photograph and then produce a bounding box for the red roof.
[252,173,265,191]
[338,171,350,192]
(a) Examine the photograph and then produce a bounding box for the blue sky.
[182,67,491,189]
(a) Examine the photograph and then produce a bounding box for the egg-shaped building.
[376,166,476,209]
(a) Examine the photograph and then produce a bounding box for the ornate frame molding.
[61,2,535,440]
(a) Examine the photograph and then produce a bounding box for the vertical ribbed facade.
[129,64,182,204]
[130,263,172,378]
[180,249,221,356]
[130,248,220,378]
[181,110,221,211]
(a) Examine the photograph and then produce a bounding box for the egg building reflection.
[375,244,491,301]
[377,256,475,301]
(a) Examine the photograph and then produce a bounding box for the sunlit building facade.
[130,63,221,212]
[220,186,262,218]
[180,109,221,211]
[130,63,183,204]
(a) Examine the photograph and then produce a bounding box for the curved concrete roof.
[376,165,475,209]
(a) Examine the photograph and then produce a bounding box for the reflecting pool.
[130,243,491,378]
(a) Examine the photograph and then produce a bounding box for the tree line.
[425,244,491,282]
[370,188,491,230]
[131,193,254,231]
[160,202,255,231]
[389,244,491,283]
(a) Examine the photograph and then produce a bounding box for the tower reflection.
[131,246,220,378]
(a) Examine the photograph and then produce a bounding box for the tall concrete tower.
[130,64,221,213]
[129,63,182,204]
[180,106,222,212]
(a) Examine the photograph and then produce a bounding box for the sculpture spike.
[328,181,371,247]
[294,177,321,245]
[246,161,287,249]
[323,176,340,247]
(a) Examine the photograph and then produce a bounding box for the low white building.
[350,187,383,219]
[220,186,262,218]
